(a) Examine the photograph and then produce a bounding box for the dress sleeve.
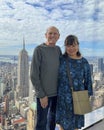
[30,47,46,98]
[84,60,93,96]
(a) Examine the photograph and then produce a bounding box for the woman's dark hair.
[64,35,81,57]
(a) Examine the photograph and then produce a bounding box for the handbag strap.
[66,58,73,91]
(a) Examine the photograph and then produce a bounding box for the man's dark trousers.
[35,96,57,130]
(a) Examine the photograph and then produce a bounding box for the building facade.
[16,39,29,99]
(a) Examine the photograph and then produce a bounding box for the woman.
[56,35,93,130]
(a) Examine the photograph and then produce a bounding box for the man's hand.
[40,96,48,108]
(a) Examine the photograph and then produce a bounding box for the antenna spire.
[23,36,25,50]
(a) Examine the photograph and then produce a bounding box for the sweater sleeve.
[30,47,46,98]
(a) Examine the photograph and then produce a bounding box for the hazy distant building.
[16,39,29,99]
[0,82,4,97]
[90,64,93,75]
[98,58,104,72]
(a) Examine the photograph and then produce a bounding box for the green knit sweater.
[30,43,61,98]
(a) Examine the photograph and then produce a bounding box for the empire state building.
[16,39,29,98]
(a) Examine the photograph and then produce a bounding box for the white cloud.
[0,0,104,55]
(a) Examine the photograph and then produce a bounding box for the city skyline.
[0,47,104,129]
[0,35,104,129]
[0,0,104,56]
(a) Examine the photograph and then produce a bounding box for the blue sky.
[0,0,104,56]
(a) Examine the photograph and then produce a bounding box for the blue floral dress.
[56,55,93,130]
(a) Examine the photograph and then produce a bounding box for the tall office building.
[16,38,29,99]
[98,58,104,72]
[4,95,9,116]
[90,64,93,75]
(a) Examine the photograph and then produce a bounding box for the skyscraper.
[98,58,104,72]
[16,38,29,98]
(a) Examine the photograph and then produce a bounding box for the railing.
[81,106,104,130]
[55,106,104,130]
